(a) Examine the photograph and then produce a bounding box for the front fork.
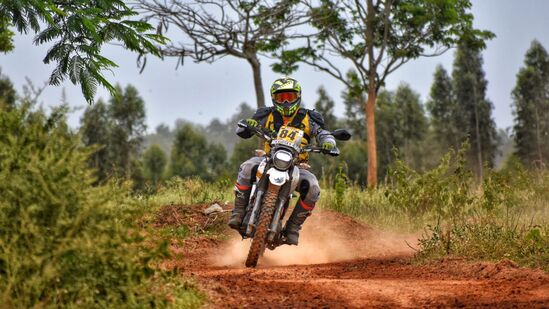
[267,187,290,243]
[245,167,290,238]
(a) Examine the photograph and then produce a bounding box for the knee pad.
[299,178,321,205]
[237,161,259,187]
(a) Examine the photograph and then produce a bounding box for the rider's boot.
[283,199,314,245]
[228,184,251,230]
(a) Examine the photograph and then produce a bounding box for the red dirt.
[157,204,549,308]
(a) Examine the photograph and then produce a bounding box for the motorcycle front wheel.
[245,184,279,268]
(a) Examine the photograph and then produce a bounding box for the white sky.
[1,0,549,132]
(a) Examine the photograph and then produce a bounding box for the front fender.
[266,167,289,186]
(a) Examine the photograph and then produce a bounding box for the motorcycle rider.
[228,76,336,245]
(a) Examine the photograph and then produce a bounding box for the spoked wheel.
[245,185,279,268]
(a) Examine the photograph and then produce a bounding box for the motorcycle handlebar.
[302,145,340,157]
[238,120,273,141]
[238,120,340,157]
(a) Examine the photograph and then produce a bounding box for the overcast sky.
[2,0,549,133]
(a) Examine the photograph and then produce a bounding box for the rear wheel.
[245,185,279,268]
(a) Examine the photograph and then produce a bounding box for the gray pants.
[236,156,320,206]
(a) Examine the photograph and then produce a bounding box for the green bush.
[0,104,203,307]
[319,147,548,270]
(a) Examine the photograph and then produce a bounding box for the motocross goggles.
[272,91,300,104]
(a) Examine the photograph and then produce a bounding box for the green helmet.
[270,77,302,116]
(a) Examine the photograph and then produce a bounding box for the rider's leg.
[228,156,263,229]
[284,169,320,245]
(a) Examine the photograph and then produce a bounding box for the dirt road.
[158,205,549,308]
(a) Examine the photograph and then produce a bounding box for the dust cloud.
[211,210,419,267]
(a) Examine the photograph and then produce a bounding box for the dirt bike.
[235,120,351,267]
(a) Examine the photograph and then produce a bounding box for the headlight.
[273,150,293,170]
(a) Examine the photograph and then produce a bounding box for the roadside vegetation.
[319,150,549,271]
[0,101,204,308]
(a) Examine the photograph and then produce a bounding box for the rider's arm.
[316,127,336,147]
[235,107,272,139]
[309,110,336,147]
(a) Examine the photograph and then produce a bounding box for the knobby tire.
[245,185,279,268]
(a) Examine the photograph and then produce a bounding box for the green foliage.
[170,124,228,181]
[0,104,203,307]
[0,17,14,52]
[320,146,549,270]
[0,0,167,103]
[149,177,232,207]
[275,0,493,185]
[143,144,168,187]
[512,40,549,169]
[340,81,428,182]
[386,148,473,222]
[418,211,549,271]
[427,64,460,151]
[277,0,494,82]
[109,84,147,179]
[342,70,366,139]
[334,166,348,210]
[452,41,498,176]
[80,84,147,186]
[80,99,111,181]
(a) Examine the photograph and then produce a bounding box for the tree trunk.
[535,106,543,167]
[247,55,266,149]
[366,84,378,187]
[365,0,377,188]
[472,81,483,181]
[249,57,266,109]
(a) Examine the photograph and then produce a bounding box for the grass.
[147,177,233,207]
[318,154,549,271]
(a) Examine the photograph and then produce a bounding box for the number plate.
[271,125,304,151]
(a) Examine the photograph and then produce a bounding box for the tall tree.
[0,1,165,102]
[342,70,366,140]
[138,0,308,109]
[142,123,175,157]
[80,99,111,181]
[393,83,428,165]
[314,86,337,129]
[512,40,549,168]
[170,124,211,179]
[375,85,427,175]
[452,42,498,178]
[375,89,398,176]
[276,0,493,187]
[143,144,167,186]
[427,65,461,151]
[109,84,147,178]
[207,143,229,179]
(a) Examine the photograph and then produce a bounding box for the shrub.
[318,147,548,270]
[0,104,203,307]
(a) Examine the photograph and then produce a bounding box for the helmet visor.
[273,91,299,104]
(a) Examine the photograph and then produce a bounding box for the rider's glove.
[321,141,335,152]
[245,118,258,128]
